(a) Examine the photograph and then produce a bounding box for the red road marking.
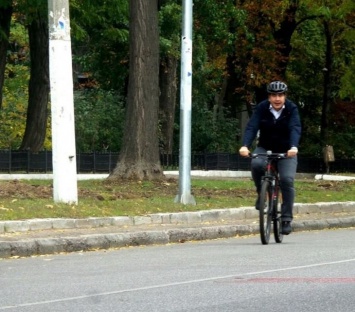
[232,277,355,283]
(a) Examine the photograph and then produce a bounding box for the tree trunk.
[109,0,164,180]
[20,10,50,152]
[0,3,13,109]
[272,2,298,78]
[320,21,332,147]
[159,55,178,155]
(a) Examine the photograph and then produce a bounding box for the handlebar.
[250,151,286,159]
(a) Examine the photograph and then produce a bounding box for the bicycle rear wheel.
[273,187,283,243]
[259,181,272,245]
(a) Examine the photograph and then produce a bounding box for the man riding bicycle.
[239,81,302,235]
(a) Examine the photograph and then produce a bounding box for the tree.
[158,1,181,155]
[19,4,49,152]
[320,20,332,146]
[108,0,164,180]
[0,1,13,108]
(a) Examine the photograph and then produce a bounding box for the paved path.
[1,171,353,181]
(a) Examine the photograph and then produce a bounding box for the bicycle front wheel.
[259,180,272,245]
[273,186,283,243]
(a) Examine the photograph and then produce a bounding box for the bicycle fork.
[271,179,280,221]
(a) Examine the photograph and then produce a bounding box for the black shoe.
[281,221,292,235]
[255,196,260,210]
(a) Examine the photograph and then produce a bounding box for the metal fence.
[0,150,354,174]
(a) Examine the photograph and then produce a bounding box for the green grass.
[0,178,354,221]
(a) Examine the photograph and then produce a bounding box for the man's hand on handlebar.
[239,146,250,157]
[286,148,298,158]
[239,146,298,158]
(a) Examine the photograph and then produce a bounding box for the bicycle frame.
[264,158,280,207]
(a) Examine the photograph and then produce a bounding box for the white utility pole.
[175,0,196,205]
[48,0,78,204]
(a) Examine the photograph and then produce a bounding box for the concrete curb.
[0,224,256,258]
[1,216,355,259]
[1,202,354,234]
[1,202,355,259]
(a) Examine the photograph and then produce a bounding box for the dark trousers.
[251,147,297,222]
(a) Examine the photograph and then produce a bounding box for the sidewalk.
[1,201,355,259]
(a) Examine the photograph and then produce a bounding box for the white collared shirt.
[269,104,285,119]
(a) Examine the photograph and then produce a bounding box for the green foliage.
[15,0,48,25]
[7,16,30,66]
[189,103,239,153]
[3,0,355,160]
[1,64,52,150]
[339,58,355,100]
[329,126,355,159]
[327,101,355,158]
[0,0,12,9]
[70,0,129,91]
[288,18,325,157]
[338,17,355,100]
[0,64,28,149]
[159,2,181,58]
[74,90,125,152]
[1,17,50,149]
[286,1,355,156]
[8,17,28,45]
[194,0,244,46]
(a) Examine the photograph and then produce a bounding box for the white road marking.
[1,258,354,310]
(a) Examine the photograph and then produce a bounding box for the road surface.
[1,228,355,311]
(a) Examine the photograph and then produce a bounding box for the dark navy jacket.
[242,99,301,153]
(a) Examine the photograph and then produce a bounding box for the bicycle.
[251,151,286,245]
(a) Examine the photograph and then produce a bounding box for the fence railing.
[0,150,354,174]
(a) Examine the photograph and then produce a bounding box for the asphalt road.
[1,228,355,312]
